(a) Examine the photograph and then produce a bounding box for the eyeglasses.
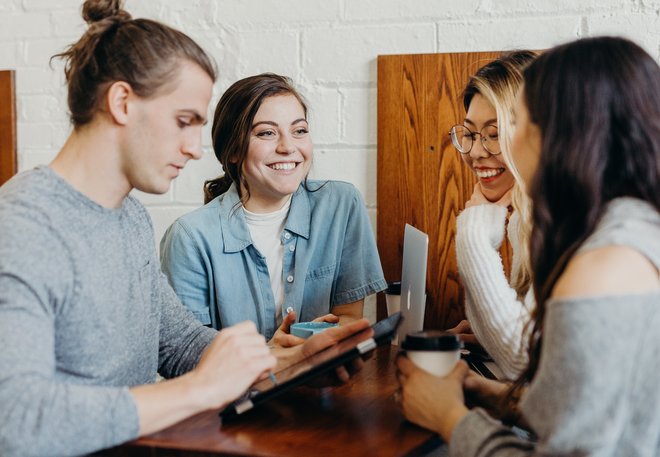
[448,124,501,155]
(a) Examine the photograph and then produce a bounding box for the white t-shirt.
[243,198,292,321]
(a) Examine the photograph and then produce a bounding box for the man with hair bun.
[0,1,369,455]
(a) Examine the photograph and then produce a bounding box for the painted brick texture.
[2,0,659,320]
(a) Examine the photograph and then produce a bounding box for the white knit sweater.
[455,204,533,380]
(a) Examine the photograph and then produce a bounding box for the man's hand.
[131,321,275,436]
[190,321,276,410]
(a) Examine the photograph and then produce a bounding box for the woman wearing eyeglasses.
[398,35,660,457]
[448,51,536,380]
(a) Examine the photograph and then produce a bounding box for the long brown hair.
[204,73,308,204]
[52,0,216,128]
[512,37,660,396]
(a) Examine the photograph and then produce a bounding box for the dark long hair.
[204,73,308,204]
[52,0,216,128]
[515,37,660,391]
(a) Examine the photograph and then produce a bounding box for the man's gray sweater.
[0,167,216,456]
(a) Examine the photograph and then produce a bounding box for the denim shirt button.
[289,244,295,252]
[286,275,294,283]
[284,232,291,240]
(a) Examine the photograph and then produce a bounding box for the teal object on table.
[290,322,338,339]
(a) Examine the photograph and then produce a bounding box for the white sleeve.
[455,205,531,380]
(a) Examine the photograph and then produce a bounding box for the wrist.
[438,404,469,443]
[178,371,209,414]
[182,369,233,414]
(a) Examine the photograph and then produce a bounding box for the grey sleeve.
[0,228,138,457]
[156,266,216,379]
[519,297,639,455]
[450,296,644,457]
[450,409,535,457]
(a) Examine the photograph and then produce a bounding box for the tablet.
[461,351,497,380]
[219,312,403,420]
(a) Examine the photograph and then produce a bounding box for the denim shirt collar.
[219,183,311,253]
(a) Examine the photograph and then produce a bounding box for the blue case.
[290,322,338,339]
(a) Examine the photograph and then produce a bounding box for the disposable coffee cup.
[401,331,462,377]
[385,281,401,344]
[385,281,401,316]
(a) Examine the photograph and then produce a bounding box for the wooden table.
[106,345,442,457]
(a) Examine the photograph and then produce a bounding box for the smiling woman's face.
[461,94,515,202]
[241,94,313,213]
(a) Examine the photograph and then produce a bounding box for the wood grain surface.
[377,52,512,330]
[106,346,440,457]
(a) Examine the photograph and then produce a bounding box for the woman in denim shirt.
[161,73,387,345]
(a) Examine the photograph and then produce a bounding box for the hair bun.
[82,0,131,24]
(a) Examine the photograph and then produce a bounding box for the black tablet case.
[219,312,403,419]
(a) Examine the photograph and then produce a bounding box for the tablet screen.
[221,312,402,418]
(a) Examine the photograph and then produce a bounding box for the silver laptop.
[397,224,429,343]
[395,224,502,380]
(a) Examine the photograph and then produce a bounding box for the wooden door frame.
[0,70,17,186]
[376,52,508,329]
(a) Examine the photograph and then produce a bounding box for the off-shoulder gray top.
[451,197,660,457]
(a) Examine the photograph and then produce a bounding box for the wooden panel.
[0,70,17,186]
[377,52,511,330]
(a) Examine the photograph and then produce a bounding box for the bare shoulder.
[552,245,660,300]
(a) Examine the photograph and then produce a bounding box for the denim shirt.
[160,180,386,339]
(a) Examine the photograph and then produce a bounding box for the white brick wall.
[2,0,660,320]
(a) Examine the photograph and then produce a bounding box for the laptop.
[397,224,429,343]
[397,224,498,380]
